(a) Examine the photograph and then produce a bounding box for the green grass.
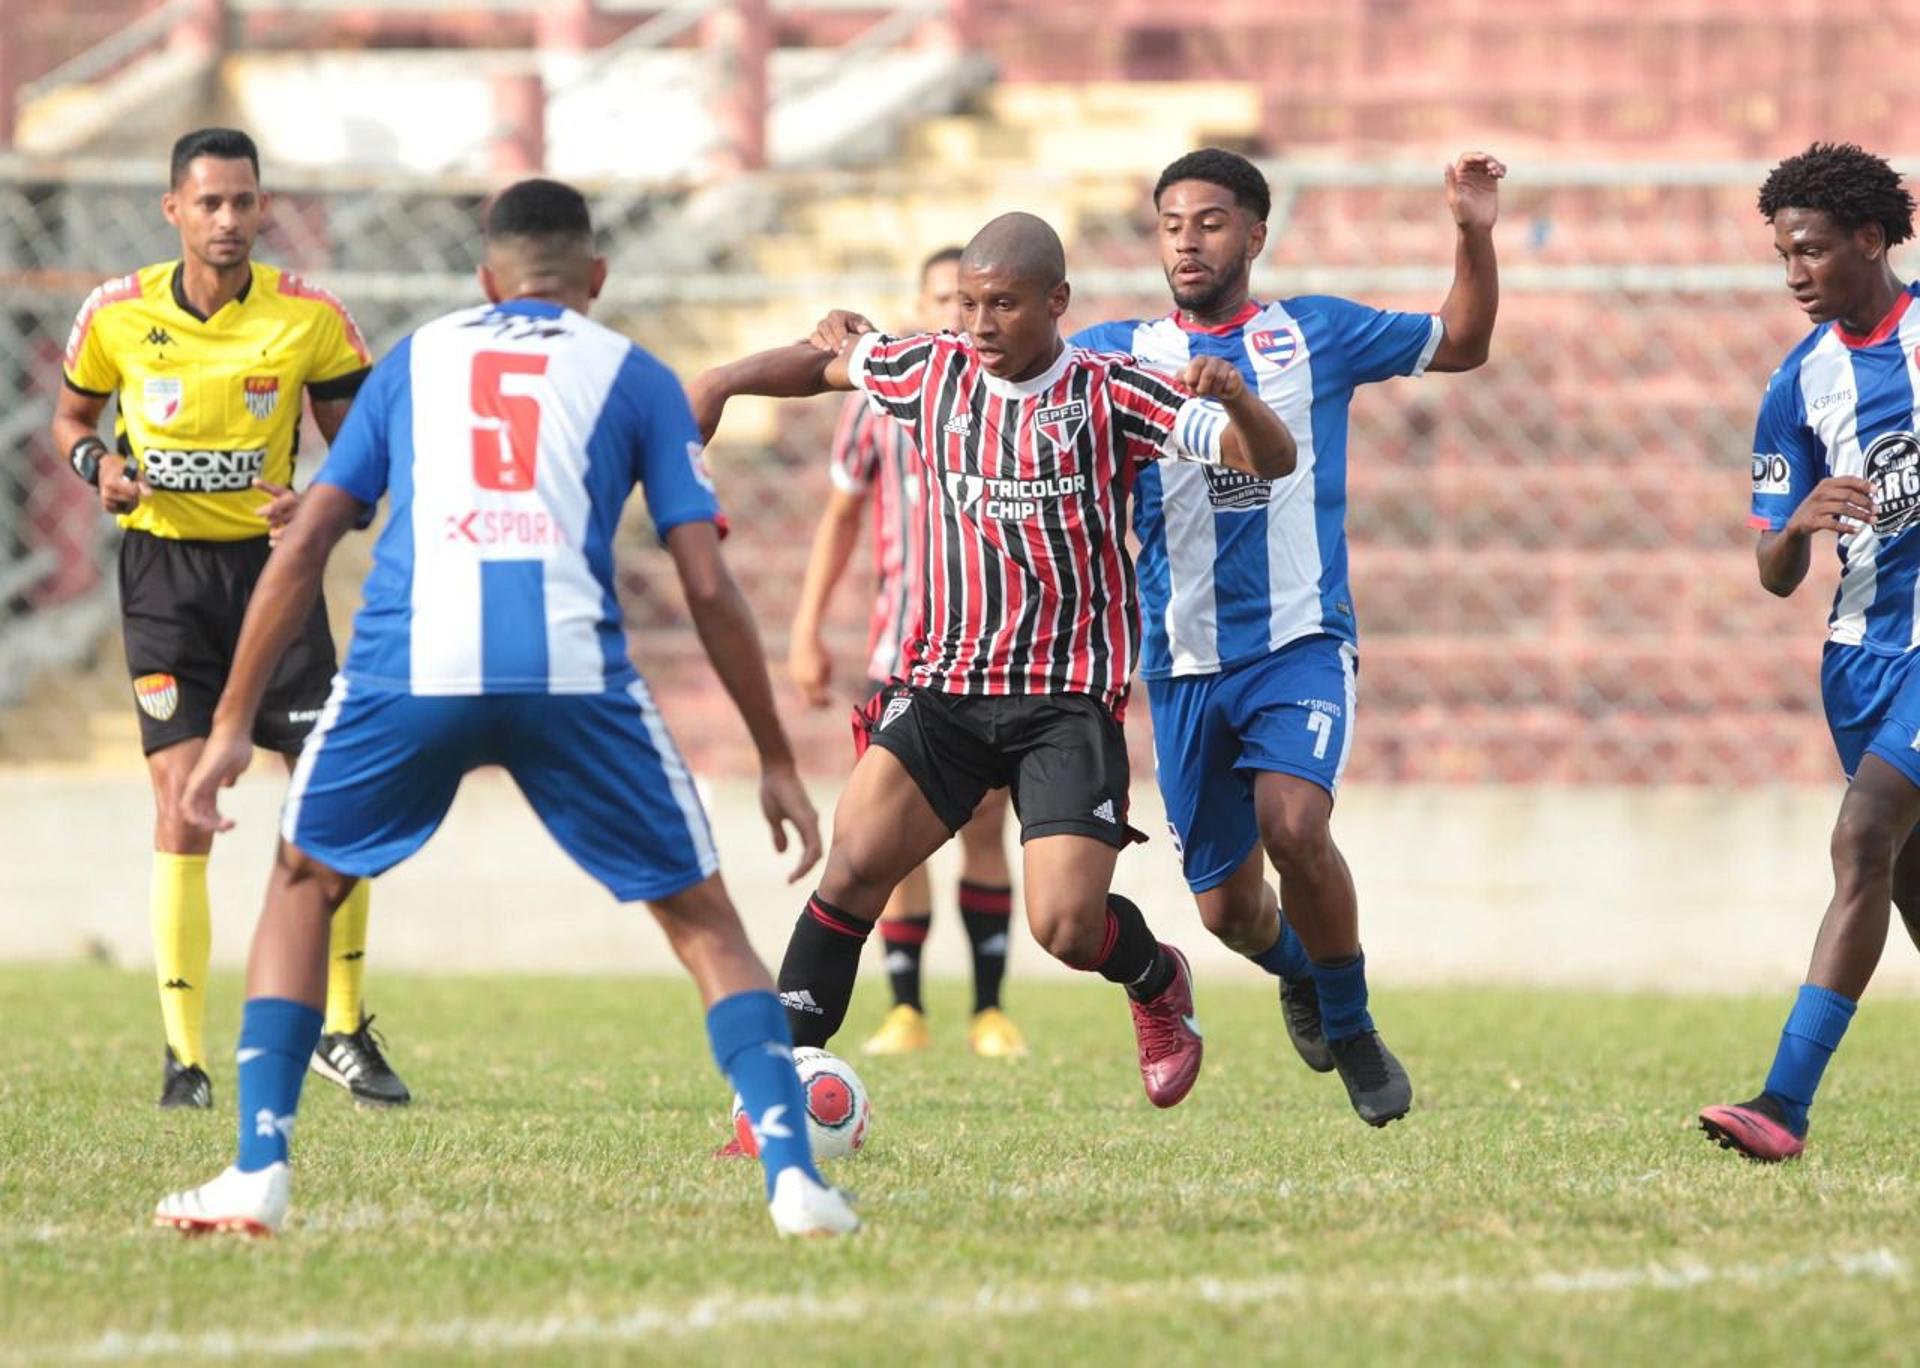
[5,965,1920,1365]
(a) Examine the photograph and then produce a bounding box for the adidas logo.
[884,950,915,975]
[162,978,193,990]
[780,989,825,1015]
[978,933,1009,957]
[943,414,973,435]
[1091,799,1117,824]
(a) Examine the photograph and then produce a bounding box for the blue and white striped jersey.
[1750,284,1920,656]
[315,298,719,695]
[1073,298,1440,679]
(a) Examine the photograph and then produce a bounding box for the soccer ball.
[730,1046,872,1160]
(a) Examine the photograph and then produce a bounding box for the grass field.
[5,964,1920,1365]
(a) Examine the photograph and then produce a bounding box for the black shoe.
[311,1014,412,1107]
[1328,1030,1412,1127]
[159,1046,212,1109]
[1278,975,1335,1073]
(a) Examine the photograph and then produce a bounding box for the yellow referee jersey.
[62,260,371,541]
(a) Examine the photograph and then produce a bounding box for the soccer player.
[1072,148,1503,1126]
[693,212,1296,1109]
[49,127,409,1110]
[1700,143,1920,1162]
[153,178,857,1238]
[788,246,1027,1059]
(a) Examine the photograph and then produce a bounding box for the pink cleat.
[1129,945,1203,1108]
[1699,1095,1806,1162]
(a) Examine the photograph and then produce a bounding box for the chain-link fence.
[0,158,1881,781]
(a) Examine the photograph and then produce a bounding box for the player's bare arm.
[1428,151,1505,373]
[789,487,867,708]
[666,520,823,881]
[1182,355,1297,478]
[51,384,150,515]
[1756,476,1878,597]
[689,341,857,443]
[181,483,364,832]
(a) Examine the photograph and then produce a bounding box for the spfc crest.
[1035,399,1087,452]
[243,375,280,420]
[133,673,179,721]
[143,376,182,426]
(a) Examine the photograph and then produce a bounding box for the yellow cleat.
[968,1007,1029,1058]
[861,1004,931,1056]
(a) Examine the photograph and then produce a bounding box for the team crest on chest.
[243,375,280,420]
[1248,326,1303,371]
[143,376,183,426]
[1035,399,1087,452]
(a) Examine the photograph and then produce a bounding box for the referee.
[49,128,409,1109]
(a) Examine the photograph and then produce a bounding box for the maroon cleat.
[1129,944,1203,1108]
[1699,1094,1806,1163]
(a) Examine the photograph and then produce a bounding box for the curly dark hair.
[1154,148,1271,222]
[1758,142,1915,248]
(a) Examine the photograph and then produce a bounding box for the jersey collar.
[1832,284,1917,350]
[169,261,254,323]
[978,338,1072,399]
[1169,299,1262,335]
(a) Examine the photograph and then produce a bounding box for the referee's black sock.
[777,894,876,1048]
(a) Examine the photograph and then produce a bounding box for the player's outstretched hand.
[760,762,823,883]
[1180,355,1246,401]
[98,455,152,516]
[1445,151,1507,231]
[788,633,834,709]
[807,310,877,354]
[253,479,299,546]
[1788,476,1877,536]
[182,724,254,834]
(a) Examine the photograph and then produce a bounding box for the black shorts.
[856,684,1141,848]
[118,529,339,756]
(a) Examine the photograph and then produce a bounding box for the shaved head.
[961,212,1066,289]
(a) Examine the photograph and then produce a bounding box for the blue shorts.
[1821,642,1920,787]
[1145,634,1357,894]
[281,676,719,902]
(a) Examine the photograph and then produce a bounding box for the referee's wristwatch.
[68,436,110,485]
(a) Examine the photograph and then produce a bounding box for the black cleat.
[311,1014,412,1107]
[1328,1030,1412,1127]
[159,1046,212,1109]
[1278,975,1335,1073]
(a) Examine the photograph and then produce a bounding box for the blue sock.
[1762,983,1857,1135]
[1313,952,1374,1042]
[1247,909,1311,982]
[708,990,821,1197]
[234,997,324,1173]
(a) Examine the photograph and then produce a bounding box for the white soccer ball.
[730,1046,872,1161]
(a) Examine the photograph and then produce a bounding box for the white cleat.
[153,1163,290,1238]
[767,1167,860,1238]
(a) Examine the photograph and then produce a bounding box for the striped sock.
[776,894,875,1048]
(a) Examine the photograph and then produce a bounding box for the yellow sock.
[325,880,371,1035]
[150,852,212,1069]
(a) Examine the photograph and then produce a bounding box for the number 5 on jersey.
[472,351,548,491]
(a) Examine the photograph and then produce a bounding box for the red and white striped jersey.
[847,330,1232,711]
[828,391,922,682]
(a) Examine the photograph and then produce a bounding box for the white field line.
[11,1248,1908,1364]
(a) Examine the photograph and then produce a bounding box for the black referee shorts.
[118,529,339,757]
[856,684,1142,848]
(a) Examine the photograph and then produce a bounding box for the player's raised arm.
[1428,151,1505,373]
[688,333,865,444]
[180,484,365,832]
[1181,355,1297,478]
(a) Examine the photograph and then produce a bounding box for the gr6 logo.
[1865,431,1920,538]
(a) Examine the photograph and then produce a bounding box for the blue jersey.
[1750,284,1920,656]
[1072,298,1440,679]
[315,298,719,695]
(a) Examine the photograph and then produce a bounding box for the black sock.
[1069,893,1169,1000]
[880,914,931,1013]
[777,894,876,1047]
[958,881,1013,1013]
